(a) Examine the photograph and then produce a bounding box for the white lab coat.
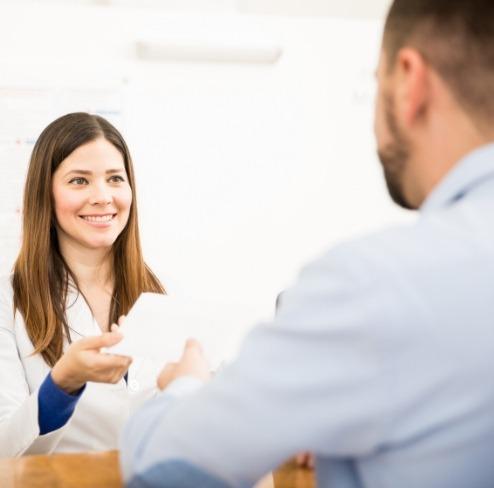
[0,275,157,458]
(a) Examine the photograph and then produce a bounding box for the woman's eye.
[69,177,88,185]
[109,175,125,183]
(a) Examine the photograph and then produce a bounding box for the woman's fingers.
[97,358,132,384]
[96,352,132,370]
[83,349,132,385]
[52,334,132,391]
[79,331,123,351]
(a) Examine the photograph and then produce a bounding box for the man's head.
[375,0,494,209]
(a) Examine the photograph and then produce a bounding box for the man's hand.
[295,452,315,469]
[157,338,212,390]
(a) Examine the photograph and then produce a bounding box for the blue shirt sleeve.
[38,372,85,435]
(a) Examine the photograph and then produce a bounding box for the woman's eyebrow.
[64,168,125,177]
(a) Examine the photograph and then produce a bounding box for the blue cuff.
[38,372,86,435]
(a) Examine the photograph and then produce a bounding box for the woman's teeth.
[81,215,114,222]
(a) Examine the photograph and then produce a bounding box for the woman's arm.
[0,317,68,456]
[0,279,132,457]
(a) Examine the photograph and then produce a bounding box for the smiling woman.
[52,138,133,252]
[0,112,165,457]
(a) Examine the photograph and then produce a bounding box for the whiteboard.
[0,4,413,360]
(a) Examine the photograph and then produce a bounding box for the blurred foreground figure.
[121,1,494,487]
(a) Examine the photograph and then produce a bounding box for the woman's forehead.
[56,138,125,174]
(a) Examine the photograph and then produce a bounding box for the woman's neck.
[59,240,113,291]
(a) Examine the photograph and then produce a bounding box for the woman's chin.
[83,239,116,251]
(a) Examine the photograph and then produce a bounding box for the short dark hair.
[383,0,494,123]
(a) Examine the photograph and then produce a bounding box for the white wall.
[0,0,393,18]
[0,2,411,360]
[238,0,392,18]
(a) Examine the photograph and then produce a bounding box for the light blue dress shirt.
[120,143,494,488]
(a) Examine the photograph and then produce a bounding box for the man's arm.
[120,246,401,487]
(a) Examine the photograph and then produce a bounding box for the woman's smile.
[79,213,117,228]
[52,138,133,250]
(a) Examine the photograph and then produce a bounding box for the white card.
[104,292,222,370]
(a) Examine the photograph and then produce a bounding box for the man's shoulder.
[312,219,428,275]
[310,205,491,284]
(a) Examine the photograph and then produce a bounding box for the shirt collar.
[420,142,494,213]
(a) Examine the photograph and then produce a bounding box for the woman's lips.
[79,213,117,227]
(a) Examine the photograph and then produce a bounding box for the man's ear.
[394,48,430,127]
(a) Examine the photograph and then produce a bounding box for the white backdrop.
[0,3,413,361]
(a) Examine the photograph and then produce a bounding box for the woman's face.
[52,137,133,253]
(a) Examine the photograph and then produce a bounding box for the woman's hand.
[51,331,132,394]
[157,338,211,390]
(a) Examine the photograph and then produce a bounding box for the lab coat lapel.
[65,286,102,340]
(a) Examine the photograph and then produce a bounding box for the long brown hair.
[12,112,165,367]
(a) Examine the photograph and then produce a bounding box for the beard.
[377,95,416,210]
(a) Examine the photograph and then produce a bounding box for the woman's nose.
[89,184,112,206]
